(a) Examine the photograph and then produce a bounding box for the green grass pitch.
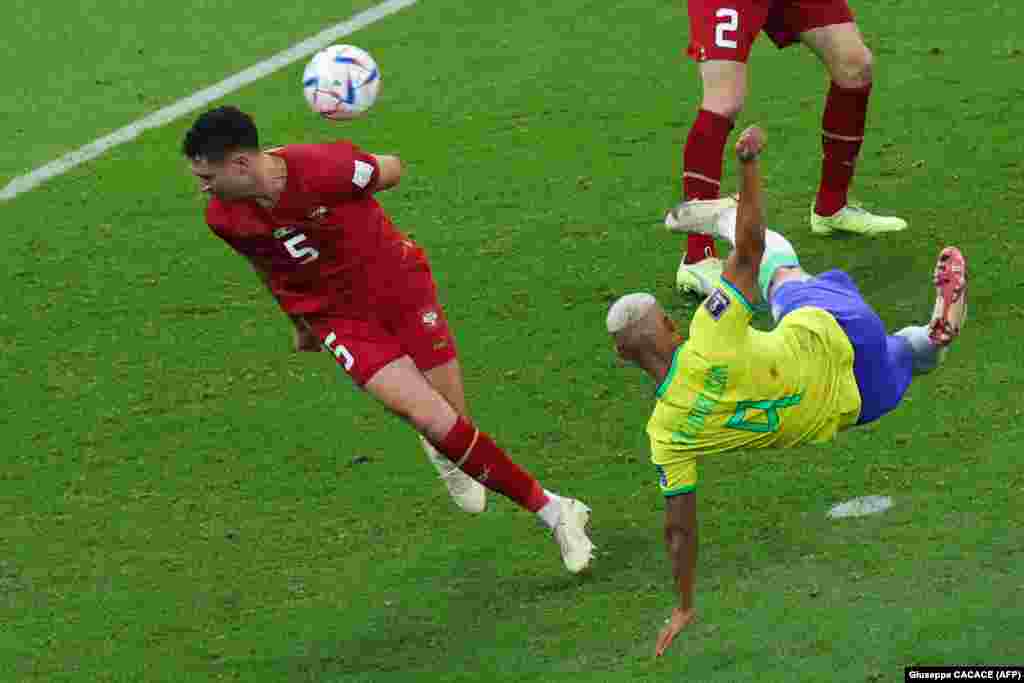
[2,0,1022,680]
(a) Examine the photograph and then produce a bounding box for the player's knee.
[664,519,694,550]
[403,405,436,435]
[405,402,456,443]
[832,47,874,89]
[701,92,744,121]
[699,61,747,120]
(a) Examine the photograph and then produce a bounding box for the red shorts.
[686,0,854,63]
[303,245,458,387]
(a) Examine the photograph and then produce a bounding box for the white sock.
[714,207,738,243]
[717,208,803,303]
[715,208,798,254]
[895,325,945,375]
[537,490,563,530]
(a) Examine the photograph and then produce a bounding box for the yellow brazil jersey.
[647,277,862,496]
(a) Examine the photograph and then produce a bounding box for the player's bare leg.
[424,358,469,416]
[673,60,745,293]
[801,23,907,237]
[422,359,487,513]
[365,356,594,573]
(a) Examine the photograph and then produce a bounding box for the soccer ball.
[302,44,380,120]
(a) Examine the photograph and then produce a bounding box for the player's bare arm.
[370,154,402,191]
[722,126,766,304]
[655,491,698,657]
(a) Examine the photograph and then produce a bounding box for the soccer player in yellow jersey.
[606,126,968,656]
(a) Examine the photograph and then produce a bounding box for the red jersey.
[205,141,412,316]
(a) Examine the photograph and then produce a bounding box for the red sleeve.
[297,141,380,201]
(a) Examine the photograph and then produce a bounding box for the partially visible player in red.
[182,106,594,574]
[671,0,908,295]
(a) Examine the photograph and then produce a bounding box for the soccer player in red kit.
[182,106,594,574]
[671,0,908,295]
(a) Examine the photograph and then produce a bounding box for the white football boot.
[666,198,735,297]
[421,437,487,514]
[664,196,738,234]
[552,497,594,574]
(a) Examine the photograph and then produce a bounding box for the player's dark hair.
[182,106,259,162]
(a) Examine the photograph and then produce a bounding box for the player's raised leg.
[365,356,595,573]
[801,22,907,236]
[421,358,487,514]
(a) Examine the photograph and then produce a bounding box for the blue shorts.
[771,270,913,425]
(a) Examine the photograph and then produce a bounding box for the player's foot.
[676,252,724,297]
[552,497,594,574]
[665,196,738,234]
[421,437,487,514]
[810,203,908,237]
[928,246,968,347]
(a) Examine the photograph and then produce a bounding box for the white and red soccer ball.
[303,44,380,120]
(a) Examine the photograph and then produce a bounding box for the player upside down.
[182,106,594,574]
[606,125,967,655]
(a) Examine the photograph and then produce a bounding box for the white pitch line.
[0,0,418,202]
[827,495,893,519]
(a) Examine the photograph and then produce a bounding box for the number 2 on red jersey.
[715,8,739,49]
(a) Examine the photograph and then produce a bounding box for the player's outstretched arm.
[655,491,699,657]
[722,126,767,305]
[370,154,402,192]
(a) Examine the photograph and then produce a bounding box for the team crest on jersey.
[353,160,374,189]
[421,310,439,327]
[704,289,730,321]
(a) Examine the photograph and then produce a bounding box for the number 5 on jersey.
[283,233,320,264]
[323,331,355,370]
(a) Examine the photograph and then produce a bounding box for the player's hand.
[735,125,766,163]
[293,325,322,352]
[655,606,697,657]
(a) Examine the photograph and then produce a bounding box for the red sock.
[682,109,734,263]
[434,417,549,512]
[815,82,872,216]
